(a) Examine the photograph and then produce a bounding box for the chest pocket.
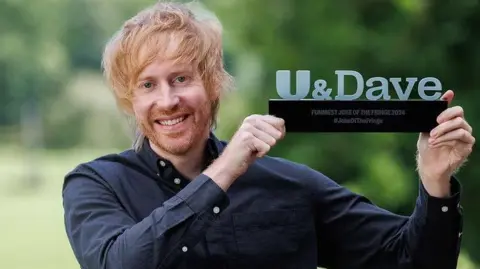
[232,208,313,260]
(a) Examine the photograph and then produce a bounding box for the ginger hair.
[101,1,233,149]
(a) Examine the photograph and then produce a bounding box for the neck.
[149,134,209,180]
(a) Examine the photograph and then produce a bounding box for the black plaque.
[268,100,447,132]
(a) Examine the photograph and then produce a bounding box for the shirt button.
[174,178,181,185]
[441,206,449,212]
[182,246,188,252]
[159,160,166,167]
[213,206,220,214]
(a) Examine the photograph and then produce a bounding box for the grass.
[0,147,115,269]
[0,146,477,269]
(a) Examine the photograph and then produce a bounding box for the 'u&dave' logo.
[275,70,443,101]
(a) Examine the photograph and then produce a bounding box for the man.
[62,1,475,269]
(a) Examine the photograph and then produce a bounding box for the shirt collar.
[137,131,224,176]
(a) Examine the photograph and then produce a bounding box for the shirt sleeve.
[306,167,463,269]
[62,165,230,269]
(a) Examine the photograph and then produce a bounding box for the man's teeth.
[158,116,186,126]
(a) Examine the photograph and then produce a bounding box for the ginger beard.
[137,96,212,156]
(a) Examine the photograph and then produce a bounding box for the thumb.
[441,89,454,105]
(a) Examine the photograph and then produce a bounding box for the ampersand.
[312,79,332,100]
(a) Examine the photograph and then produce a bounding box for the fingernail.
[430,130,436,137]
[428,138,435,143]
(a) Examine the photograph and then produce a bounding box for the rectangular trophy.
[268,70,448,132]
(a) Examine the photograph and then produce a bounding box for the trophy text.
[276,70,442,100]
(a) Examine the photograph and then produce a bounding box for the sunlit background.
[1,0,479,268]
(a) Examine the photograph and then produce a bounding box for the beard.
[138,101,211,156]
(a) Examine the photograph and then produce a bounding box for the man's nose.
[155,84,180,110]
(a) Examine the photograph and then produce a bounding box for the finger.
[254,118,284,140]
[431,128,475,145]
[430,116,472,139]
[437,106,464,124]
[430,140,455,148]
[431,141,474,156]
[440,89,454,105]
[243,122,277,146]
[251,136,271,157]
[244,114,286,139]
[242,131,268,156]
[260,115,285,132]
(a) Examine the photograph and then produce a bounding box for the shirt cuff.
[419,176,462,222]
[175,173,230,218]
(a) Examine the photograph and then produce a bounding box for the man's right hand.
[204,114,285,191]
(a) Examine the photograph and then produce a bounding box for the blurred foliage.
[0,0,479,268]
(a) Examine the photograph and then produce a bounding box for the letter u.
[276,70,310,99]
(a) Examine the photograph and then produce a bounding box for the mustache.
[149,107,191,119]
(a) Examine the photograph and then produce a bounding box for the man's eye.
[175,76,186,83]
[143,82,153,88]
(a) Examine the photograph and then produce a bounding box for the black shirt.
[62,132,463,269]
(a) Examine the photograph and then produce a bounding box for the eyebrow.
[137,67,194,82]
[137,75,157,83]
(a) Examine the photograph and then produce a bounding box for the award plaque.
[268,70,448,132]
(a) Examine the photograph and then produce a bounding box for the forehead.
[134,32,198,81]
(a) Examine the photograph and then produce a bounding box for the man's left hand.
[416,90,475,198]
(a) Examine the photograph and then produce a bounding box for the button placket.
[157,160,166,177]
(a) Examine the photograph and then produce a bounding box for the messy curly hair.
[101,0,233,150]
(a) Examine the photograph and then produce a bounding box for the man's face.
[131,59,212,156]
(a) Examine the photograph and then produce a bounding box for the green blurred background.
[0,0,479,268]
